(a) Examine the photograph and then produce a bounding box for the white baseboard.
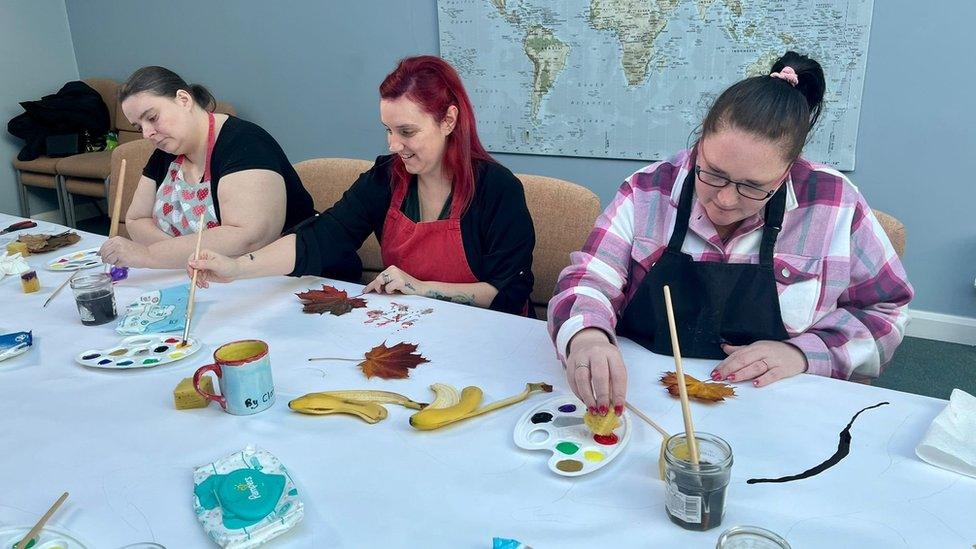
[907,309,976,346]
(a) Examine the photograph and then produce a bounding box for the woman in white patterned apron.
[98,66,315,269]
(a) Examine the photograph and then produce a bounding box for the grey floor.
[78,214,973,401]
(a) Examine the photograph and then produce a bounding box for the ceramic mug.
[194,340,275,415]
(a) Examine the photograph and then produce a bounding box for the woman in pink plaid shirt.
[548,52,914,416]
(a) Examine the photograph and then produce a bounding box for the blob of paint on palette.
[75,334,202,369]
[514,395,631,477]
[45,248,102,272]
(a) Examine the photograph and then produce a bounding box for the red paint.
[593,433,618,445]
[164,337,180,343]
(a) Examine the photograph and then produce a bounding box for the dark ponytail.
[701,51,826,161]
[119,66,216,112]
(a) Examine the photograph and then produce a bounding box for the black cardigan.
[289,155,536,315]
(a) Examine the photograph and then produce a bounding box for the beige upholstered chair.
[516,174,602,319]
[107,139,156,239]
[872,209,906,257]
[293,158,384,281]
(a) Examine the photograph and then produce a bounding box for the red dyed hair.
[379,55,493,214]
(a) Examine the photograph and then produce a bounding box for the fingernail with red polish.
[711,371,721,380]
[728,374,736,382]
[588,406,597,415]
[614,405,623,416]
[753,380,760,387]
[599,405,608,416]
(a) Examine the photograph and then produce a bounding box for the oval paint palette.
[514,395,631,477]
[45,248,103,271]
[75,334,202,369]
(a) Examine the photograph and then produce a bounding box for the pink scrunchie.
[770,66,799,87]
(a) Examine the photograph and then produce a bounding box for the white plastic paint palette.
[75,334,202,369]
[45,248,102,271]
[0,525,89,549]
[514,395,631,477]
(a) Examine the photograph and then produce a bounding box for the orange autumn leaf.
[296,285,367,316]
[660,371,735,402]
[359,342,429,380]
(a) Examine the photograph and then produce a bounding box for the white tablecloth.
[0,214,972,548]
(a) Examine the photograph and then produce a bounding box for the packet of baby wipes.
[193,445,304,548]
[0,331,32,362]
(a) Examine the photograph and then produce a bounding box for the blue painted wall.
[64,0,976,318]
[1,0,79,215]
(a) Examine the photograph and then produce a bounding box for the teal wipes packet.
[193,446,303,548]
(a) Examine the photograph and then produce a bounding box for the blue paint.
[558,404,577,413]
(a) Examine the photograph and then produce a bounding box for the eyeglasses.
[694,165,777,201]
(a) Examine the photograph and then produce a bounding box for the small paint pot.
[109,265,129,281]
[663,432,733,531]
[716,525,791,549]
[20,270,39,293]
[70,273,117,326]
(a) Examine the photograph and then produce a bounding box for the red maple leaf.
[358,342,429,379]
[296,285,367,316]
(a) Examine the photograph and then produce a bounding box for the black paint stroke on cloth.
[747,401,890,484]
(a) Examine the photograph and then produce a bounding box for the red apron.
[152,112,219,236]
[380,179,479,284]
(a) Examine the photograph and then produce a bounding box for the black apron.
[617,168,790,360]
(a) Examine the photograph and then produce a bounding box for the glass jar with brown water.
[663,432,733,531]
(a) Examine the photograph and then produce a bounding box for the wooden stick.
[108,159,127,238]
[15,492,69,549]
[42,270,80,308]
[663,285,699,465]
[625,401,669,439]
[181,211,207,345]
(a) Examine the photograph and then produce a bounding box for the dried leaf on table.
[359,342,429,380]
[18,232,80,253]
[660,371,735,402]
[296,285,367,316]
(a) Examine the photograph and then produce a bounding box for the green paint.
[143,358,160,364]
[12,539,36,549]
[556,441,579,455]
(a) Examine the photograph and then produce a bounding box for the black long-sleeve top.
[289,155,536,316]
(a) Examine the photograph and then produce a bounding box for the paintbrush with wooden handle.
[181,211,207,346]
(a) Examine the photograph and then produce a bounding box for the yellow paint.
[169,351,185,359]
[584,450,604,462]
[109,348,128,356]
[216,340,267,362]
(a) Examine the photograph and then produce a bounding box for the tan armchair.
[872,209,906,257]
[293,158,384,281]
[516,174,602,318]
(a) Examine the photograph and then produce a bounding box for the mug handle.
[193,363,226,409]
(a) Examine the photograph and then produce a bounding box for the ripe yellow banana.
[409,382,552,431]
[310,389,427,410]
[288,393,389,423]
[409,386,483,430]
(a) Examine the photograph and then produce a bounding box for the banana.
[310,389,427,410]
[288,393,389,424]
[584,410,621,435]
[409,382,552,431]
[409,386,484,430]
[427,383,461,409]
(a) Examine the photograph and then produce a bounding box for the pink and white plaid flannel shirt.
[548,149,914,380]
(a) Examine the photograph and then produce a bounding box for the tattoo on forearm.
[405,282,416,291]
[425,289,474,305]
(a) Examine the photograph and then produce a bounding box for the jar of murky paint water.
[664,432,733,531]
[70,272,117,326]
[716,525,791,548]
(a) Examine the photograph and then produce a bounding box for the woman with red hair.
[189,56,536,315]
